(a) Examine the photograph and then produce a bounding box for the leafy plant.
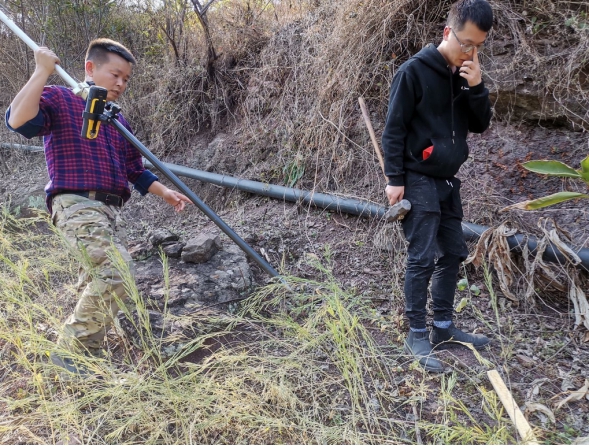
[501,156,589,211]
[565,12,589,31]
[283,154,305,188]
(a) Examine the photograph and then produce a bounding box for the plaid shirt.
[5,85,157,212]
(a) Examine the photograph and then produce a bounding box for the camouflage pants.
[52,194,134,355]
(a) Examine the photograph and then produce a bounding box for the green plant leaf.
[457,278,468,291]
[455,297,469,313]
[522,160,581,178]
[579,155,589,184]
[470,284,481,296]
[502,192,589,211]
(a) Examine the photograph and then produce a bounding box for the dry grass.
[0,209,524,445]
[240,0,445,197]
[2,0,587,176]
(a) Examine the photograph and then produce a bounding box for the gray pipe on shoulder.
[145,159,589,272]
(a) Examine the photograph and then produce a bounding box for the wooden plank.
[487,369,539,445]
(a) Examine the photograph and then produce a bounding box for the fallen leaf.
[526,378,549,402]
[555,379,589,410]
[455,297,469,313]
[524,402,556,424]
[457,278,469,291]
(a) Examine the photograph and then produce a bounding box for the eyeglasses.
[450,28,485,53]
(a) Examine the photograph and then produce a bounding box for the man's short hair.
[447,0,493,32]
[85,38,136,65]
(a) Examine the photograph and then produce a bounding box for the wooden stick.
[487,369,539,445]
[411,402,423,444]
[358,96,387,182]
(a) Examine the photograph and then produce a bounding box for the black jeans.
[401,170,469,330]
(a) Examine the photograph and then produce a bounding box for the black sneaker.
[49,352,91,376]
[430,323,490,349]
[404,331,444,373]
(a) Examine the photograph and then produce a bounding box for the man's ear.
[442,26,451,41]
[84,60,94,78]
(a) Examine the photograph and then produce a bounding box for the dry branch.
[358,96,387,182]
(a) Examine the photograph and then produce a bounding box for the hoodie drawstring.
[449,67,455,145]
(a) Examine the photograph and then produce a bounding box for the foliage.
[501,156,589,211]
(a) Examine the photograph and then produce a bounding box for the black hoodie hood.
[381,43,492,185]
[412,43,452,77]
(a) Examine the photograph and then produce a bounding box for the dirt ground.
[1,118,588,443]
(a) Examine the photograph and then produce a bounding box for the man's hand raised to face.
[459,47,482,87]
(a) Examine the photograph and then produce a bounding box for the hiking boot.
[430,323,490,349]
[49,352,91,376]
[404,331,444,373]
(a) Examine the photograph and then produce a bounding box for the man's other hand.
[162,189,191,212]
[385,185,404,206]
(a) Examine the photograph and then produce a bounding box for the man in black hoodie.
[382,0,493,372]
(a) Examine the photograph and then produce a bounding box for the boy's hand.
[162,189,191,212]
[34,47,60,76]
[385,185,404,206]
[459,47,482,87]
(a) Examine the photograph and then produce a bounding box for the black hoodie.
[381,44,492,187]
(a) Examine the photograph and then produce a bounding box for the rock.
[8,184,47,217]
[181,233,221,263]
[128,242,152,260]
[162,242,184,258]
[515,354,535,368]
[118,241,253,359]
[149,228,179,247]
[485,49,586,129]
[244,232,258,244]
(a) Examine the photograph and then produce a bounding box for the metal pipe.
[3,143,588,271]
[0,8,89,98]
[1,143,44,152]
[145,159,589,272]
[105,114,283,281]
[143,160,385,219]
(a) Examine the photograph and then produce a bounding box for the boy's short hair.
[447,0,493,32]
[85,38,136,65]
